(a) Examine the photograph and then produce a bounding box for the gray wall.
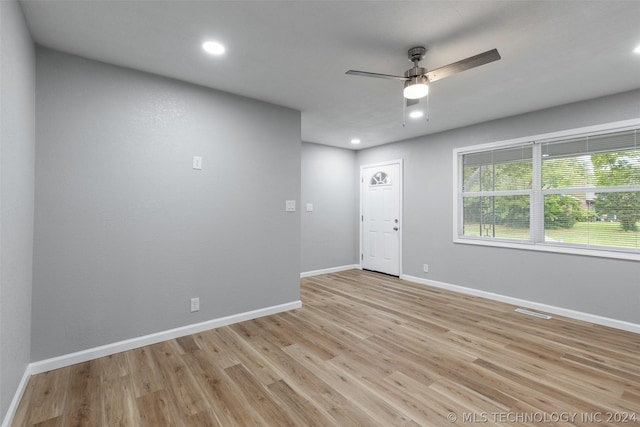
[0,0,35,420]
[32,49,301,361]
[357,89,640,324]
[301,142,358,272]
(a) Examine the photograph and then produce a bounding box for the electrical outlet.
[423,264,429,273]
[190,297,200,312]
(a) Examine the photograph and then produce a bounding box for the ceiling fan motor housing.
[404,66,427,78]
[405,46,428,80]
[407,46,427,63]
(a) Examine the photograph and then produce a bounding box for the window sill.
[454,237,640,262]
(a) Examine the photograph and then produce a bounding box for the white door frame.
[359,159,403,276]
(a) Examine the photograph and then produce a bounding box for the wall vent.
[515,308,552,319]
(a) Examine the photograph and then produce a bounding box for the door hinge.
[361,215,363,221]
[361,253,363,260]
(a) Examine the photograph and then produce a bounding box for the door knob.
[393,226,399,231]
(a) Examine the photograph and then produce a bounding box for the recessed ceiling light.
[634,45,640,54]
[350,138,361,145]
[409,110,424,119]
[202,41,225,55]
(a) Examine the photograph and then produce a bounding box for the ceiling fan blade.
[345,70,408,81]
[425,49,501,83]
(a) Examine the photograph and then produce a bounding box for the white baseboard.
[301,264,360,278]
[402,274,640,335]
[29,300,302,375]
[1,365,32,427]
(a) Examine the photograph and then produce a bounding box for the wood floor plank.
[472,357,611,414]
[213,327,282,386]
[12,269,640,426]
[283,343,416,425]
[136,390,178,427]
[62,360,101,426]
[386,372,477,427]
[192,329,241,369]
[267,379,335,427]
[268,312,338,361]
[11,368,70,426]
[241,336,353,413]
[175,335,201,354]
[147,340,210,418]
[99,353,140,427]
[223,363,297,426]
[125,346,164,398]
[328,354,442,426]
[182,350,261,426]
[186,408,221,427]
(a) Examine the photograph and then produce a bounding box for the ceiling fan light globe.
[403,83,428,99]
[403,77,429,99]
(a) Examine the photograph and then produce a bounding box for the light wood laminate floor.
[13,270,640,426]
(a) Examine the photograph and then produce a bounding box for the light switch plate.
[285,200,296,212]
[193,156,202,170]
[306,203,313,212]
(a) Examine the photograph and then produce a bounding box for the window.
[462,145,532,241]
[370,171,391,186]
[454,120,640,260]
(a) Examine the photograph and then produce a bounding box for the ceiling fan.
[346,46,501,109]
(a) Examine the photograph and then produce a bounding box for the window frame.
[453,118,640,262]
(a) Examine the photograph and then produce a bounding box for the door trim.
[359,159,403,276]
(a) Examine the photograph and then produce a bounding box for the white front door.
[361,161,401,276]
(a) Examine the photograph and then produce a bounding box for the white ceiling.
[19,0,640,150]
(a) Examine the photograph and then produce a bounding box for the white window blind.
[541,129,639,250]
[456,123,640,258]
[461,144,532,241]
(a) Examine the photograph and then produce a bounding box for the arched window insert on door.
[370,171,391,186]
